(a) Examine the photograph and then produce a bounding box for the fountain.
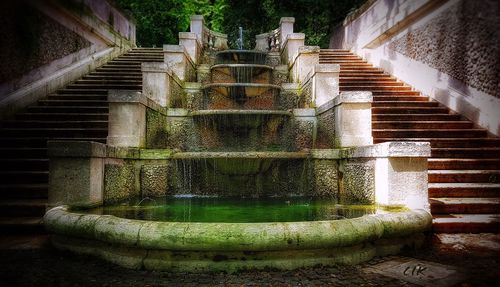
[44,16,432,272]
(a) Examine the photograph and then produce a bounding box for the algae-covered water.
[83,197,406,223]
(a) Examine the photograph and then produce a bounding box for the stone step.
[83,74,142,80]
[372,114,461,121]
[429,183,500,197]
[429,170,500,184]
[373,129,487,138]
[0,120,108,129]
[98,65,141,70]
[0,184,48,199]
[373,121,473,129]
[371,101,439,107]
[0,148,47,158]
[57,88,108,94]
[429,159,500,170]
[372,107,449,114]
[112,57,163,62]
[0,217,45,234]
[432,214,500,233]
[38,99,108,107]
[0,137,106,148]
[0,171,48,184]
[48,94,107,101]
[430,198,500,214]
[27,106,108,113]
[90,71,142,77]
[320,60,369,64]
[0,199,47,217]
[76,79,142,85]
[373,96,430,101]
[0,159,48,171]
[342,85,413,91]
[15,113,108,121]
[374,138,500,148]
[431,147,500,158]
[369,90,421,96]
[66,83,142,90]
[340,81,404,86]
[340,77,397,82]
[0,127,107,137]
[337,69,386,74]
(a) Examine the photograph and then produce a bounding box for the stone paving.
[0,234,498,286]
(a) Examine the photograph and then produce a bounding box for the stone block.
[48,141,106,208]
[163,45,188,81]
[179,32,199,64]
[340,158,376,204]
[312,159,339,197]
[292,108,317,150]
[142,62,171,107]
[104,161,137,204]
[334,91,373,147]
[279,17,295,50]
[141,164,169,197]
[313,64,340,107]
[291,45,320,83]
[282,33,304,66]
[107,90,147,147]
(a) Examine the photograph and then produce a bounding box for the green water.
[83,197,406,223]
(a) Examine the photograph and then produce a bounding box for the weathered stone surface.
[340,158,375,204]
[141,164,169,197]
[312,159,339,197]
[104,162,136,204]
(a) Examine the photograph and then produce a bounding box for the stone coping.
[49,141,430,160]
[334,91,373,105]
[211,64,274,70]
[280,17,295,24]
[45,206,431,252]
[202,83,282,90]
[108,90,166,114]
[141,62,172,74]
[178,32,197,40]
[163,44,195,68]
[191,109,292,116]
[172,151,309,160]
[48,141,106,158]
[314,63,340,73]
[292,108,316,117]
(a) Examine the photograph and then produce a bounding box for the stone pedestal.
[179,32,199,64]
[107,90,147,147]
[163,45,188,81]
[255,33,268,51]
[282,33,305,66]
[190,15,204,41]
[142,62,170,107]
[340,142,431,210]
[291,46,320,84]
[197,64,211,84]
[293,108,317,150]
[184,82,202,110]
[48,141,106,208]
[334,91,373,147]
[279,17,295,50]
[313,64,340,107]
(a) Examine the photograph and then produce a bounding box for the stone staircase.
[320,49,500,233]
[0,47,163,233]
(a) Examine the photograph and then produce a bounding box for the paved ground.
[0,233,498,286]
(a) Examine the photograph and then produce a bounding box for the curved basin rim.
[190,109,292,116]
[211,64,274,70]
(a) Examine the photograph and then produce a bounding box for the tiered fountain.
[44,16,432,272]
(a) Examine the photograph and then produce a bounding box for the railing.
[255,28,280,52]
[202,26,228,51]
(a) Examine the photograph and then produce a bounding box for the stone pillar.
[292,46,320,84]
[164,45,187,81]
[313,64,340,107]
[190,15,204,41]
[255,33,268,51]
[48,141,106,208]
[293,108,317,150]
[197,64,211,84]
[374,142,430,211]
[179,32,199,64]
[107,90,147,147]
[282,33,305,66]
[334,91,373,147]
[184,82,202,110]
[279,17,295,50]
[142,62,170,107]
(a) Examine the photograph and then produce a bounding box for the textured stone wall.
[0,1,91,84]
[388,0,500,97]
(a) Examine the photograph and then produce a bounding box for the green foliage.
[115,0,365,48]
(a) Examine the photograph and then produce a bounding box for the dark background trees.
[114,0,366,48]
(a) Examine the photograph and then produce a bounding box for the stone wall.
[0,0,136,118]
[330,0,500,135]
